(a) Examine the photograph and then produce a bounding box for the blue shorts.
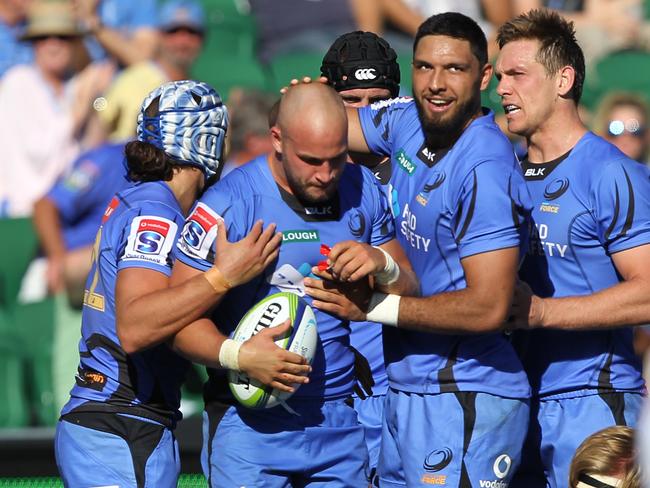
[379,389,529,487]
[354,394,385,486]
[55,412,179,488]
[202,398,369,487]
[511,391,643,488]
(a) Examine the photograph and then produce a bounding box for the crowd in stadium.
[2,0,650,487]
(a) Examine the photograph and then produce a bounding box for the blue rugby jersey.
[359,98,532,398]
[518,132,650,397]
[61,181,190,426]
[176,155,394,401]
[47,143,129,250]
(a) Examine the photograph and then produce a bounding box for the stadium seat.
[0,218,38,311]
[192,0,269,98]
[266,52,324,94]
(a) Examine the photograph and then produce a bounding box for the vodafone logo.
[354,68,376,80]
[493,454,512,479]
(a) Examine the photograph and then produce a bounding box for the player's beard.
[414,87,482,150]
[285,166,339,205]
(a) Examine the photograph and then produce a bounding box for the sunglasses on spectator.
[607,119,646,137]
[31,34,77,43]
[163,26,204,37]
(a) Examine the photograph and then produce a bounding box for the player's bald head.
[277,83,347,140]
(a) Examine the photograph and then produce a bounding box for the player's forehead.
[496,38,541,72]
[414,35,476,65]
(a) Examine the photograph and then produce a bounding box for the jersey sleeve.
[367,172,395,246]
[175,185,247,271]
[357,98,412,156]
[593,159,650,253]
[452,160,531,259]
[116,202,183,276]
[47,156,102,223]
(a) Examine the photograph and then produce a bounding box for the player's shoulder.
[573,132,647,181]
[200,156,271,209]
[116,182,181,220]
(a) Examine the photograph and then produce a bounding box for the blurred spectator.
[32,142,129,306]
[0,0,113,217]
[592,92,649,164]
[221,89,276,177]
[93,0,205,143]
[384,0,513,58]
[249,0,382,64]
[72,0,159,67]
[514,0,646,65]
[0,0,33,77]
[569,426,640,488]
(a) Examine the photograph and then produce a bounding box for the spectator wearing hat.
[72,0,160,67]
[93,0,206,143]
[0,0,33,78]
[0,0,113,217]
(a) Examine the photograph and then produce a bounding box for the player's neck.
[268,152,292,196]
[166,168,203,215]
[526,106,586,163]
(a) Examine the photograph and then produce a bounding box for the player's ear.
[557,65,575,98]
[479,63,493,91]
[270,126,283,154]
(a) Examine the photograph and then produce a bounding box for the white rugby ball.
[227,292,318,409]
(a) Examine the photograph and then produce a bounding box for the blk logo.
[354,68,376,80]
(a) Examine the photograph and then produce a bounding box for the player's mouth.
[425,97,454,113]
[503,103,521,115]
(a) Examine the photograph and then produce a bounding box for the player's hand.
[351,346,374,400]
[325,241,386,282]
[238,320,311,393]
[506,280,545,330]
[280,76,329,94]
[304,270,372,322]
[214,219,282,288]
[45,257,65,294]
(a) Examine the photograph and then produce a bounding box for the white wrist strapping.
[219,339,241,371]
[373,246,400,285]
[366,292,400,327]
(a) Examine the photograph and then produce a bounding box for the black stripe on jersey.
[456,170,478,243]
[60,411,165,488]
[604,186,620,241]
[597,345,615,393]
[620,166,635,238]
[454,392,477,488]
[439,340,461,393]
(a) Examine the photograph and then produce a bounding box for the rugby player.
[495,10,650,487]
[305,12,533,487]
[320,30,401,485]
[170,82,417,487]
[55,80,307,487]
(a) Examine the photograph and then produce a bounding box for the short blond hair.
[569,426,640,488]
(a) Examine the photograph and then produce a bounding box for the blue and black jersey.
[176,155,394,402]
[358,98,532,399]
[518,132,650,397]
[62,182,190,427]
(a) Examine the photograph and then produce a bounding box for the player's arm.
[346,105,372,154]
[116,220,281,353]
[514,244,650,330]
[168,260,311,393]
[32,196,67,293]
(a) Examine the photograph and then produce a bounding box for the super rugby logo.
[354,68,377,80]
[123,215,177,265]
[135,218,170,254]
[180,203,221,259]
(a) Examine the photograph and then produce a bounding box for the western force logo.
[423,448,453,472]
[123,215,177,266]
[417,171,446,206]
[135,218,170,254]
[397,149,416,176]
[354,68,376,80]
[180,202,221,260]
[348,211,366,239]
[543,178,570,200]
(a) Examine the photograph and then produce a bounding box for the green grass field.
[0,474,208,487]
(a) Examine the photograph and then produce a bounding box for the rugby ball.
[227,292,318,409]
